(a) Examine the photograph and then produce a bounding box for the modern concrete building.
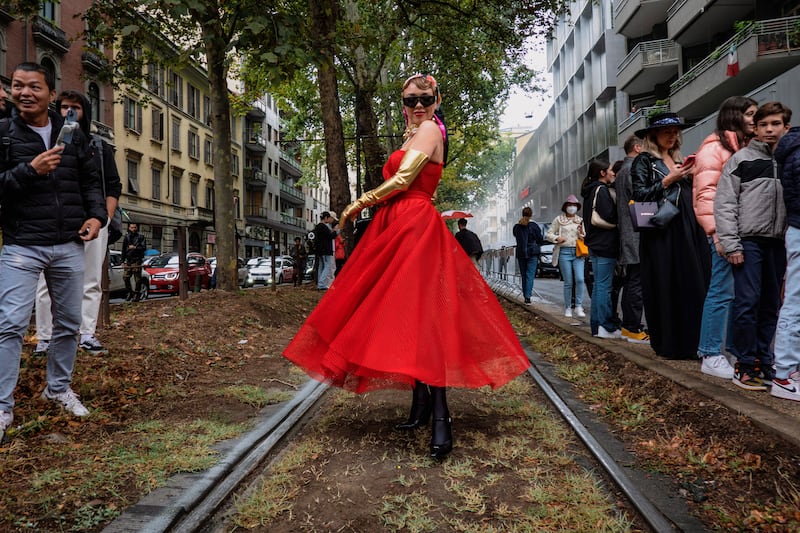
[511,0,626,225]
[513,0,800,229]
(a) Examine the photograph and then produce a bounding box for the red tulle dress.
[282,149,530,393]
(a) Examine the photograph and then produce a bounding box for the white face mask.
[566,206,578,215]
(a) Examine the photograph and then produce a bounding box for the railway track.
[106,353,689,531]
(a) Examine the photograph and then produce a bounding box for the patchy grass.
[215,384,292,408]
[227,382,634,531]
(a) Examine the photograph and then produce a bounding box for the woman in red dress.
[282,73,530,460]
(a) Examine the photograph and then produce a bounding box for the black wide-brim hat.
[635,112,692,138]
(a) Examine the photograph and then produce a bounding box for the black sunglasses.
[402,95,436,108]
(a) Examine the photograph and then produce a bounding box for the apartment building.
[514,0,800,225]
[241,94,318,259]
[0,2,115,146]
[617,0,800,142]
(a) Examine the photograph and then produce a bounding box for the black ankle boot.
[429,417,452,460]
[395,382,431,430]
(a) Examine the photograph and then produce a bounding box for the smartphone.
[682,154,696,167]
[55,108,78,147]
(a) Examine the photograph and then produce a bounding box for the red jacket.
[692,130,742,237]
[334,234,345,260]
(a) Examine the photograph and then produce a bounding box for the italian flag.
[726,44,739,77]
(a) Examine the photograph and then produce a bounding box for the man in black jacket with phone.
[0,63,106,440]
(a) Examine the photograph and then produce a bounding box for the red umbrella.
[441,210,473,220]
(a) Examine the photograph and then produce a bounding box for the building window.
[204,137,213,165]
[151,107,164,141]
[40,1,56,21]
[169,72,183,109]
[127,159,139,194]
[171,173,182,206]
[123,97,142,133]
[88,83,101,123]
[147,63,165,97]
[187,84,200,119]
[188,129,200,159]
[171,118,181,151]
[190,180,198,207]
[232,152,240,175]
[152,167,161,200]
[206,184,215,210]
[203,96,211,125]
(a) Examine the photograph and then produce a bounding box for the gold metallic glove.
[340,149,429,227]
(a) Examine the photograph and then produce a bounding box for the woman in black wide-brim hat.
[631,112,711,359]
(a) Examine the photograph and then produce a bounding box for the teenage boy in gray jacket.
[715,101,791,391]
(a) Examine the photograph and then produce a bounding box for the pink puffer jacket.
[692,130,742,236]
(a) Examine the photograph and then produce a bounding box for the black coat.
[512,220,542,259]
[581,180,619,259]
[455,228,483,258]
[0,110,106,245]
[313,222,334,255]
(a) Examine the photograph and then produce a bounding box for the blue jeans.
[774,226,800,380]
[590,255,617,335]
[517,256,538,299]
[317,255,334,289]
[0,243,85,412]
[558,247,584,310]
[697,237,734,357]
[730,238,785,369]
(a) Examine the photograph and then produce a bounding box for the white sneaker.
[595,325,621,339]
[564,308,573,318]
[0,410,13,442]
[701,354,735,379]
[771,376,800,402]
[42,387,90,417]
[574,306,586,318]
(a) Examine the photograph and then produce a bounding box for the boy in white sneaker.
[715,102,791,391]
[772,123,800,401]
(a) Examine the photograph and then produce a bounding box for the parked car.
[144,252,212,295]
[249,255,296,285]
[108,250,150,300]
[209,256,252,288]
[535,222,560,278]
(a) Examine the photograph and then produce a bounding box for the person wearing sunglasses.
[283,73,529,461]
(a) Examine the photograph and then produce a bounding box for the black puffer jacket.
[776,126,800,230]
[0,110,106,245]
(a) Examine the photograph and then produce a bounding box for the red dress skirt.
[282,150,530,393]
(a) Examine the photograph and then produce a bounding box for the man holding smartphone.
[0,63,106,442]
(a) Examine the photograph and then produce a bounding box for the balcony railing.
[245,129,266,148]
[32,15,70,53]
[618,39,679,72]
[618,104,670,131]
[244,167,267,184]
[245,205,268,218]
[280,212,305,228]
[280,181,304,203]
[670,15,800,94]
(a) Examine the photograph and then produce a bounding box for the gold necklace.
[403,118,430,142]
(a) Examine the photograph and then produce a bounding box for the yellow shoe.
[621,328,650,344]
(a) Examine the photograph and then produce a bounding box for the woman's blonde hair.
[641,129,683,163]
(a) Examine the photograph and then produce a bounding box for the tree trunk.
[355,87,386,192]
[310,0,350,217]
[204,27,237,291]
